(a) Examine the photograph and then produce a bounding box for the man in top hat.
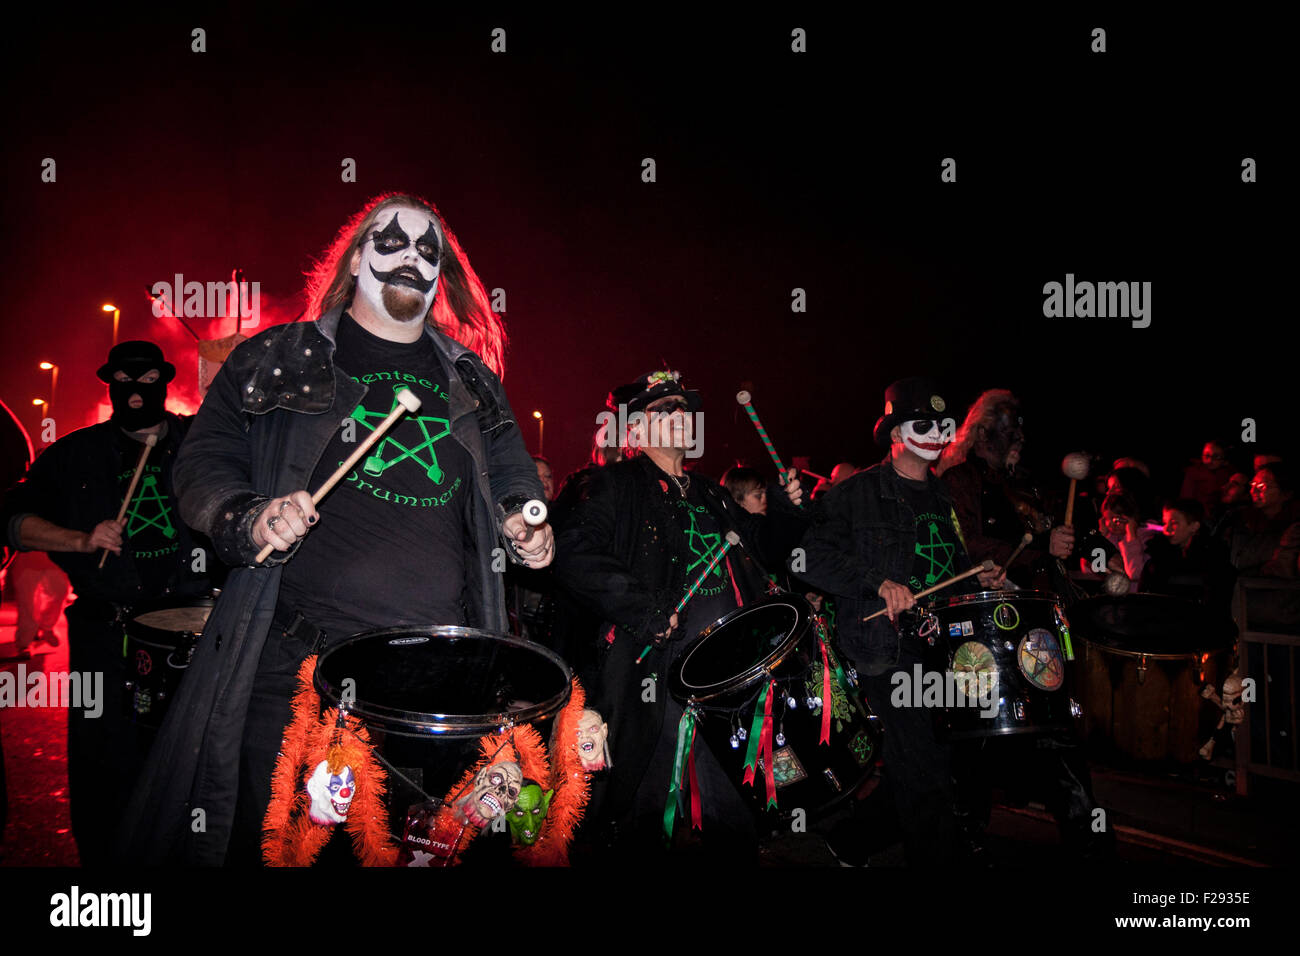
[553,369,808,860]
[2,340,212,865]
[795,377,1005,865]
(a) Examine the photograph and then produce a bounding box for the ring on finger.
[268,515,281,530]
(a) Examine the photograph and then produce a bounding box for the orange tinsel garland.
[262,655,399,867]
[516,677,591,866]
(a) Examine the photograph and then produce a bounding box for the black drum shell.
[668,595,879,820]
[924,589,1079,738]
[122,593,213,727]
[312,627,573,828]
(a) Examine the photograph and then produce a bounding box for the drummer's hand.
[783,469,803,507]
[654,612,680,641]
[977,564,1006,589]
[252,491,317,552]
[1049,525,1075,559]
[503,514,554,568]
[877,580,916,621]
[84,518,125,554]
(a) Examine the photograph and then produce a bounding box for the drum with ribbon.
[919,589,1081,738]
[667,593,879,821]
[1070,594,1235,763]
[311,627,573,862]
[122,592,215,727]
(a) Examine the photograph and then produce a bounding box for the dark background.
[2,7,1287,502]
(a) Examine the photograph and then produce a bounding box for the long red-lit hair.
[304,192,507,377]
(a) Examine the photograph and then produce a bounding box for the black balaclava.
[97,340,175,431]
[109,377,167,431]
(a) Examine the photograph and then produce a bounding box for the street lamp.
[39,361,58,418]
[532,410,544,456]
[102,303,119,345]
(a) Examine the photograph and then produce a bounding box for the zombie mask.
[352,207,442,324]
[306,760,355,825]
[1222,676,1245,725]
[506,780,553,846]
[576,708,612,771]
[899,419,948,461]
[454,760,522,827]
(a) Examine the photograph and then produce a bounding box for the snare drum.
[313,627,572,829]
[921,589,1080,738]
[122,593,215,727]
[668,594,879,819]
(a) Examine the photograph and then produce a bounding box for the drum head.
[671,594,812,702]
[314,627,572,737]
[1071,594,1236,656]
[926,588,1059,610]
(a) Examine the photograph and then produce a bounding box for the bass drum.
[1071,594,1235,763]
[668,593,879,820]
[313,627,572,831]
[922,589,1081,738]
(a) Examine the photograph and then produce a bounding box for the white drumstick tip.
[735,390,751,406]
[145,433,159,447]
[724,530,740,546]
[394,387,422,413]
[523,499,548,526]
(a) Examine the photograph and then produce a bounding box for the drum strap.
[276,610,328,654]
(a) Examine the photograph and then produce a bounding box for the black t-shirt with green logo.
[117,433,182,594]
[670,480,738,634]
[277,314,473,643]
[897,475,962,592]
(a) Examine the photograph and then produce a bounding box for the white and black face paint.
[354,208,442,324]
[900,419,948,461]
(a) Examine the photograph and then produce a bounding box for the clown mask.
[454,760,523,827]
[899,419,949,461]
[506,781,553,846]
[306,760,355,825]
[575,708,612,771]
[351,207,442,325]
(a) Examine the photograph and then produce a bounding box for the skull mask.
[575,708,612,771]
[506,780,553,846]
[1221,676,1245,725]
[455,760,522,827]
[306,760,355,825]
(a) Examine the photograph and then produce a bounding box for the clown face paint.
[352,207,442,325]
[305,760,355,825]
[899,419,948,461]
[575,708,611,771]
[506,782,553,846]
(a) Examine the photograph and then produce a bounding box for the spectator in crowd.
[1222,463,1300,578]
[1180,440,1235,517]
[1141,498,1235,611]
[721,464,767,515]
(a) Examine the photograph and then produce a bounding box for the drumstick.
[1004,532,1034,568]
[638,531,740,664]
[254,388,422,564]
[99,433,157,569]
[860,560,994,622]
[736,390,788,479]
[1061,453,1089,528]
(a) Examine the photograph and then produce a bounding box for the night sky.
[2,9,1287,503]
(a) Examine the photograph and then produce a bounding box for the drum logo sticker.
[763,747,807,788]
[1017,629,1065,691]
[388,636,429,646]
[848,729,875,766]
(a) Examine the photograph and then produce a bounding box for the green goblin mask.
[506,780,553,846]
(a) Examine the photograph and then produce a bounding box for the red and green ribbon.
[663,706,701,841]
[742,682,769,784]
[818,633,832,745]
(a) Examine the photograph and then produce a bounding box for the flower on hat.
[646,370,681,386]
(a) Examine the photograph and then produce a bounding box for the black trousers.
[66,606,151,866]
[860,643,957,866]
